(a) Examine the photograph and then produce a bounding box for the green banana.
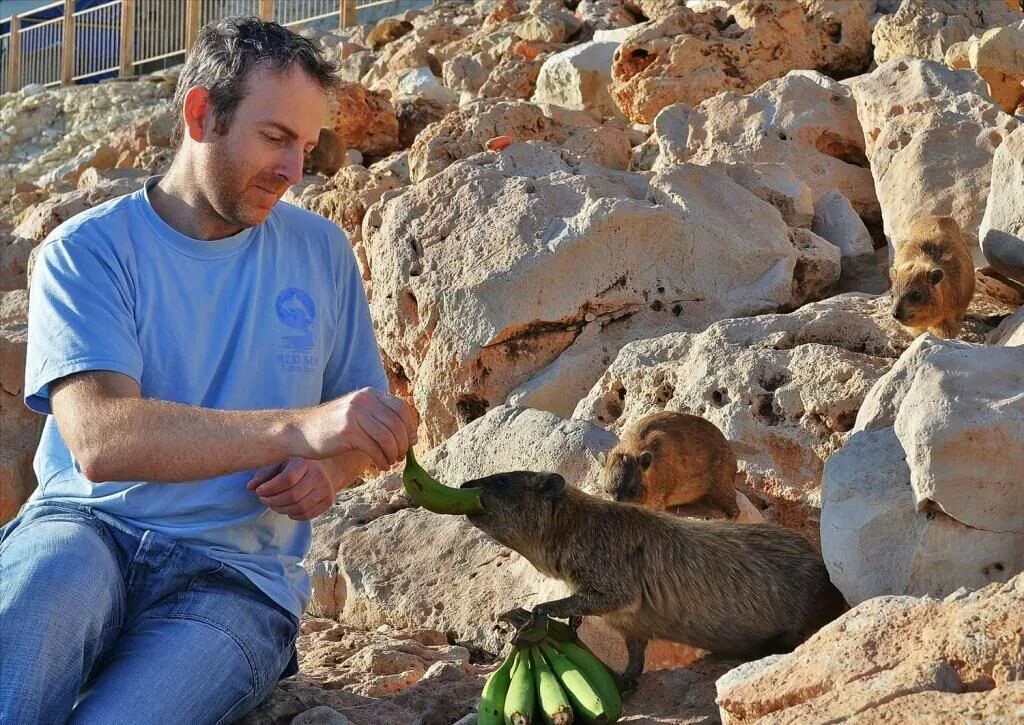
[530,645,574,725]
[478,648,518,725]
[550,639,622,723]
[402,448,484,515]
[503,647,536,725]
[538,642,607,724]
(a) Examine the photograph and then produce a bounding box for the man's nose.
[278,148,304,186]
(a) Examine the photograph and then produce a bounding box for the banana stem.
[402,448,485,515]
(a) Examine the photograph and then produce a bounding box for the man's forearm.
[70,396,315,483]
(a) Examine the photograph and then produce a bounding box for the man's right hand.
[299,387,419,471]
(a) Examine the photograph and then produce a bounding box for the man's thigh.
[71,562,299,724]
[0,503,126,724]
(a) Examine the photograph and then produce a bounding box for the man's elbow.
[74,444,114,483]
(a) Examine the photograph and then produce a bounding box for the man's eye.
[263,133,284,144]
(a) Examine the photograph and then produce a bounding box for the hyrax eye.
[908,290,924,303]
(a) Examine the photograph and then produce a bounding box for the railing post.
[120,0,136,77]
[7,15,21,93]
[62,2,76,85]
[185,0,202,55]
[340,0,357,29]
[259,0,275,21]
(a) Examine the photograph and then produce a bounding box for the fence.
[1,0,400,95]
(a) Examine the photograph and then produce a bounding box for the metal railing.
[1,0,394,95]
[15,13,64,89]
[73,0,122,82]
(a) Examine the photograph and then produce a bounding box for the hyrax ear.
[538,473,566,498]
[639,450,654,469]
[928,268,944,285]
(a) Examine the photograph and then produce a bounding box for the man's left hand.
[246,456,341,520]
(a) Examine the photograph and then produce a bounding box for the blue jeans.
[0,500,300,724]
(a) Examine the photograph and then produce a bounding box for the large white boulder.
[821,335,1024,605]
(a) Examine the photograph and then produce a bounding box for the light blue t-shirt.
[23,176,388,618]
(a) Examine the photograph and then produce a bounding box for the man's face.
[197,64,328,229]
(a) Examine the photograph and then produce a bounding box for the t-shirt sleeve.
[321,240,389,402]
[24,237,143,415]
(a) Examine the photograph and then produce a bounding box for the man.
[0,17,417,723]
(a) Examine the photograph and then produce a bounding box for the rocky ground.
[2,0,1023,722]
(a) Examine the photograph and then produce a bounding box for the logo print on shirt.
[275,288,318,373]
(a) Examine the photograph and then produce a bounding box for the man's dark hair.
[171,17,340,145]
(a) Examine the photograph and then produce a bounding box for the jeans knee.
[0,518,123,618]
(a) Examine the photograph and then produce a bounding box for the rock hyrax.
[462,472,848,686]
[602,411,740,519]
[890,215,975,338]
[366,19,413,51]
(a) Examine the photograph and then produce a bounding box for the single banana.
[402,448,484,515]
[539,642,607,724]
[478,648,518,725]
[503,648,536,725]
[530,645,574,725]
[549,639,622,723]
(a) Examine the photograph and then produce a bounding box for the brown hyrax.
[602,411,740,519]
[366,19,413,51]
[890,215,975,338]
[461,472,848,686]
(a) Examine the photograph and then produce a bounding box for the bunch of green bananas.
[477,634,623,724]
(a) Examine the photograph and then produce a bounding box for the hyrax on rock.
[890,215,975,338]
[602,411,740,519]
[462,472,848,686]
[366,19,413,51]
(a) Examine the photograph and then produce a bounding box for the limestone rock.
[645,71,880,229]
[1,234,34,292]
[367,144,821,445]
[576,0,640,32]
[328,83,400,158]
[240,620,487,725]
[848,57,1019,252]
[532,40,623,119]
[610,1,872,125]
[980,125,1024,286]
[945,21,1024,114]
[394,97,454,150]
[1,313,40,525]
[873,0,1024,65]
[0,80,174,196]
[989,305,1024,346]
[337,50,376,84]
[821,335,1024,605]
[393,67,458,106]
[811,190,884,293]
[406,98,631,184]
[711,162,815,229]
[574,294,909,542]
[478,55,547,100]
[716,574,1024,724]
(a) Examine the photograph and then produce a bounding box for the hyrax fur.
[603,411,740,519]
[366,19,413,51]
[462,472,848,685]
[890,215,975,338]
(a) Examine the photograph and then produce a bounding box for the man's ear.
[182,86,214,143]
[539,473,566,498]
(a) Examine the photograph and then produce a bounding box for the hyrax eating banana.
[460,472,848,686]
[889,215,975,338]
[603,411,741,519]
